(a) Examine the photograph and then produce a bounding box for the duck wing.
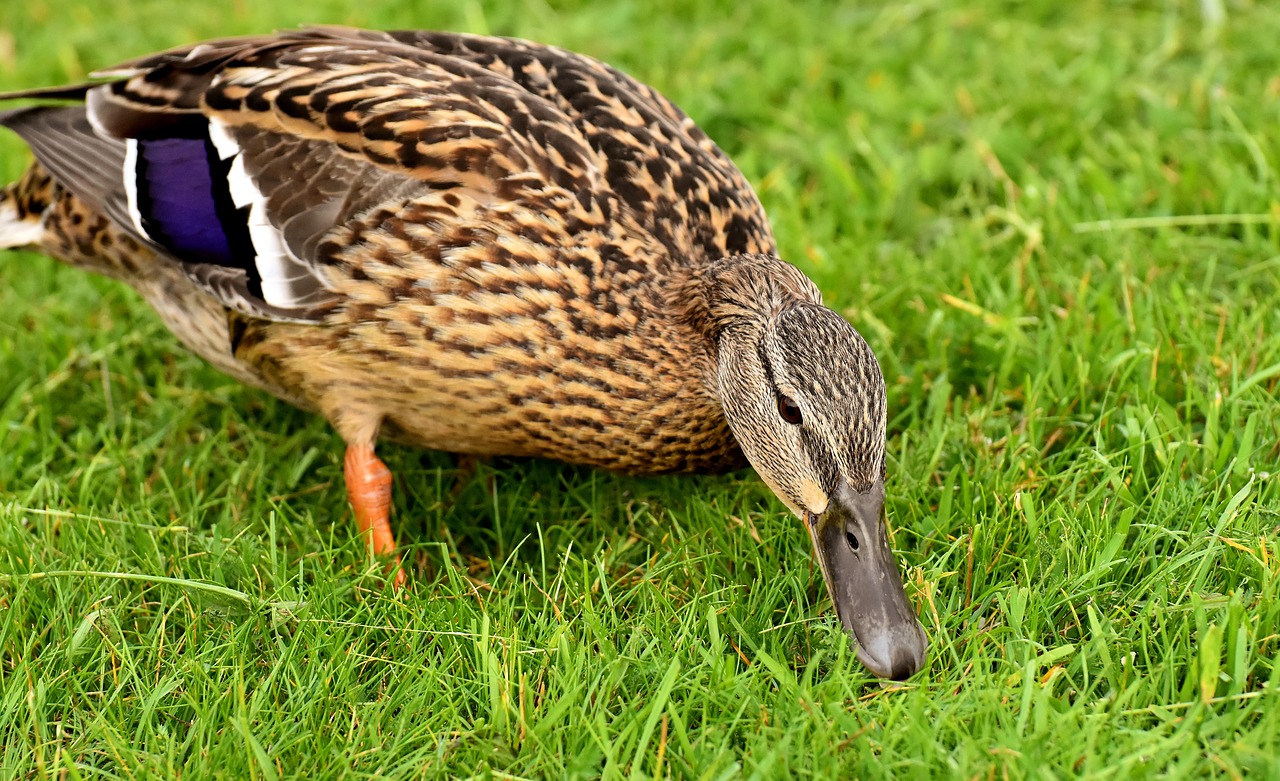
[1,27,774,322]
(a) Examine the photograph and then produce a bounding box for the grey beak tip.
[855,622,928,680]
[888,638,927,681]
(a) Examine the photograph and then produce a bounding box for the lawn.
[2,0,1279,777]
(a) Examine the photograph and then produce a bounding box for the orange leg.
[344,443,406,588]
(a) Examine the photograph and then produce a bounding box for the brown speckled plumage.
[5,27,783,472]
[0,27,927,677]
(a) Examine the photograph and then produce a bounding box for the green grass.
[2,0,1279,777]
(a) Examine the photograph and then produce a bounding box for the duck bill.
[807,480,927,680]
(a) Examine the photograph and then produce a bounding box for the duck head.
[684,254,928,680]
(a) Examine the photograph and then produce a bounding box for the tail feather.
[0,163,54,249]
[0,82,97,102]
[2,107,131,228]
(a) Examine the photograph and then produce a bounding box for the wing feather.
[2,26,776,323]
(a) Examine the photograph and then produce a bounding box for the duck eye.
[777,395,802,425]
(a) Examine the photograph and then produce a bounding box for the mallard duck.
[0,26,927,679]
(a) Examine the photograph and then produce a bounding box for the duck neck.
[673,253,825,356]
